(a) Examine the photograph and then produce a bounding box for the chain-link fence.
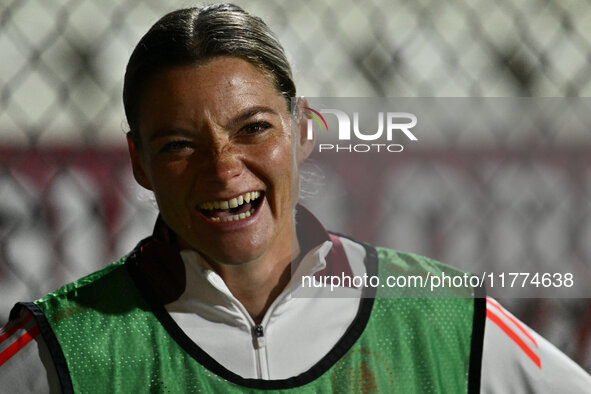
[1,0,591,371]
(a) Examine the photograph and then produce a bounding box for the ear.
[294,98,315,163]
[127,133,153,191]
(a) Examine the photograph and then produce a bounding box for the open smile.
[197,191,264,223]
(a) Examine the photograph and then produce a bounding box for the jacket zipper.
[216,264,324,379]
[223,281,305,378]
[252,324,269,379]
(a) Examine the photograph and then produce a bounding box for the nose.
[203,143,243,185]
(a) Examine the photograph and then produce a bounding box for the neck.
[215,254,293,322]
[201,229,301,322]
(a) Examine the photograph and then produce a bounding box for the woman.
[1,4,589,393]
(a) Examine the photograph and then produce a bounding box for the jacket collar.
[132,205,354,304]
[294,205,354,282]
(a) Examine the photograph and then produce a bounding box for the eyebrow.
[225,106,280,128]
[148,128,195,142]
[148,106,281,142]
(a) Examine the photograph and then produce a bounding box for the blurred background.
[1,0,590,371]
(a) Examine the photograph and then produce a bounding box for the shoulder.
[333,236,481,333]
[482,297,591,393]
[334,234,466,277]
[0,256,139,393]
[0,307,60,392]
[34,257,136,321]
[38,257,128,302]
[375,246,466,276]
[373,245,476,298]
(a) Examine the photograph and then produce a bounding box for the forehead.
[138,57,285,127]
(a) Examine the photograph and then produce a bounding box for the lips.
[197,191,263,222]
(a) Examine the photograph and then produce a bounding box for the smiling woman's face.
[130,56,311,266]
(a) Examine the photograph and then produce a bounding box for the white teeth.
[214,208,255,223]
[199,191,261,223]
[198,191,262,211]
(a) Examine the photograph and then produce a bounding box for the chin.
[194,235,271,266]
[202,248,265,267]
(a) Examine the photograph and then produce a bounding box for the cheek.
[263,136,298,206]
[149,156,192,181]
[263,135,293,181]
[268,144,291,170]
[147,161,193,202]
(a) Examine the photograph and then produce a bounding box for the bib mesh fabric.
[30,246,476,393]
